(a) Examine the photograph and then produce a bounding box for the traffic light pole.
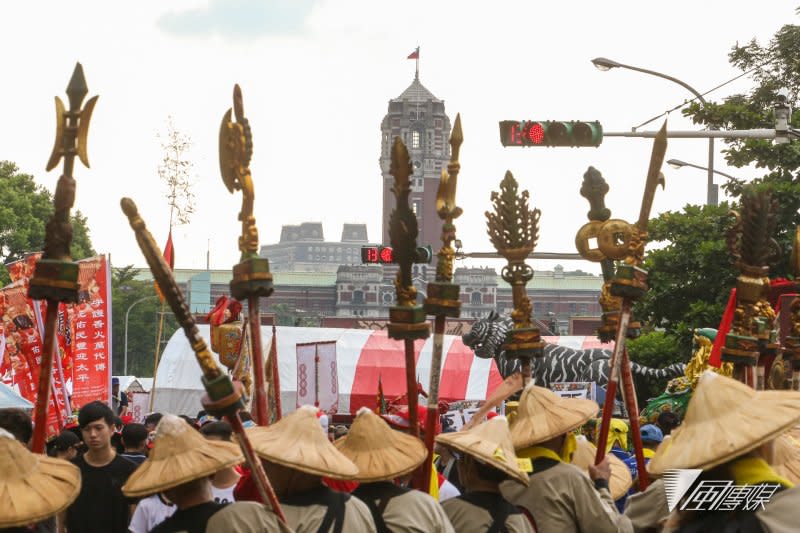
[604,128,787,140]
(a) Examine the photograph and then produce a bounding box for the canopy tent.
[112,376,154,393]
[153,326,506,416]
[0,381,34,410]
[152,325,606,417]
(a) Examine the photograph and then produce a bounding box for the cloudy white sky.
[1,1,796,274]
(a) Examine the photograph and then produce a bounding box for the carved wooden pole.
[29,63,98,453]
[219,84,274,426]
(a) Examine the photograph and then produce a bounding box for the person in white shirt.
[200,421,241,504]
[128,493,176,533]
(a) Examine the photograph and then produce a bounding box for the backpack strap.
[352,482,410,533]
[459,492,519,533]
[281,486,350,533]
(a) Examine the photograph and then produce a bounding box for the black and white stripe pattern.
[462,312,685,387]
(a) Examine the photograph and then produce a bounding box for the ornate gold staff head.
[486,171,543,362]
[219,84,273,301]
[29,63,98,303]
[721,187,778,373]
[424,114,463,318]
[387,137,430,341]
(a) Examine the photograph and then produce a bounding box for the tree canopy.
[631,19,800,367]
[0,161,95,284]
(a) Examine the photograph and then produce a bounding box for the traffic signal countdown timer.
[361,245,433,264]
[499,120,603,147]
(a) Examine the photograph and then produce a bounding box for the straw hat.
[436,416,529,485]
[772,432,800,485]
[249,405,359,480]
[0,428,81,528]
[648,372,800,475]
[571,436,633,500]
[334,407,426,482]
[510,383,598,449]
[122,414,244,497]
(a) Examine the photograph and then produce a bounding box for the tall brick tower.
[380,73,452,249]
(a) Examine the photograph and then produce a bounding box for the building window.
[534,302,543,315]
[545,303,554,313]
[353,290,364,305]
[412,200,421,216]
[471,292,482,305]
[569,303,577,313]
[579,304,589,315]
[435,118,442,129]
[412,131,420,148]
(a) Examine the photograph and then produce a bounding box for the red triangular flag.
[163,230,175,270]
[407,47,419,60]
[709,288,736,368]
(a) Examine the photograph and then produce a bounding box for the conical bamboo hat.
[648,372,800,475]
[249,406,359,479]
[0,429,81,528]
[334,407,426,482]
[510,383,598,449]
[122,414,243,497]
[571,435,633,500]
[772,432,800,485]
[436,416,529,485]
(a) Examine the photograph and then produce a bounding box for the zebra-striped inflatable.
[462,312,685,387]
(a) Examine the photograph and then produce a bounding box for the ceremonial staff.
[387,137,430,442]
[422,113,463,490]
[29,63,98,453]
[120,199,286,524]
[485,171,543,384]
[721,189,778,389]
[578,122,668,491]
[219,84,273,425]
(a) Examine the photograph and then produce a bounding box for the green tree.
[627,331,687,401]
[0,161,96,284]
[632,18,800,368]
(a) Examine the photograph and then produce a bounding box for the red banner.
[0,254,112,439]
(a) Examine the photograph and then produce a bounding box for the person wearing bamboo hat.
[500,383,633,533]
[248,405,377,532]
[648,371,800,532]
[334,407,454,532]
[121,414,288,532]
[435,415,534,533]
[0,428,80,532]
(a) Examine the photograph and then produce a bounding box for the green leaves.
[0,161,95,285]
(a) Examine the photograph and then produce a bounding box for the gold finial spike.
[449,113,463,162]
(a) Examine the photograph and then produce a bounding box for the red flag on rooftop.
[407,47,419,60]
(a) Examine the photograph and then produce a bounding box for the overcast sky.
[2,1,796,275]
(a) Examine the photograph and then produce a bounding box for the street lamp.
[592,57,718,206]
[124,295,158,375]
[667,158,739,183]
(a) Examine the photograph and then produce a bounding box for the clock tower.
[380,73,452,253]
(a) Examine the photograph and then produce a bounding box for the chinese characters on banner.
[0,254,112,440]
[296,341,339,414]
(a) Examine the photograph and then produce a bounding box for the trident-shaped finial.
[46,62,98,175]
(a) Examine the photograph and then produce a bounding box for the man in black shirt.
[63,401,137,533]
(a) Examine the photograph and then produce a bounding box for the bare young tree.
[158,116,196,227]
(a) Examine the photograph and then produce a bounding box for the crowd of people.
[1,370,799,532]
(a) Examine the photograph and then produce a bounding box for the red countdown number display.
[361,246,395,264]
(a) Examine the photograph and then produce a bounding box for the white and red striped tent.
[151,325,604,416]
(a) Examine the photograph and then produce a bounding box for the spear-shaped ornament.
[28,63,98,453]
[486,171,543,384]
[387,137,430,443]
[219,84,273,426]
[120,198,286,525]
[421,113,464,492]
[589,121,668,491]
